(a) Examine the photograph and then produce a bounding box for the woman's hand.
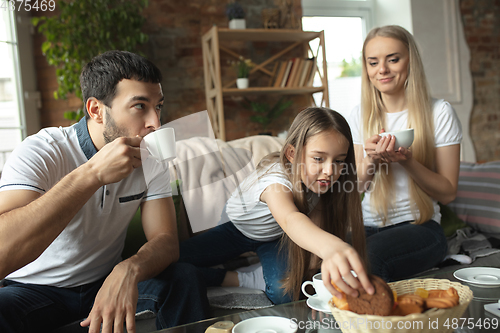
[320,241,373,299]
[366,129,413,164]
[376,134,413,164]
[364,131,385,164]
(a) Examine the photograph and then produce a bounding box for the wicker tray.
[328,278,473,333]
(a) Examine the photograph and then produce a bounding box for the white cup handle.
[301,281,316,298]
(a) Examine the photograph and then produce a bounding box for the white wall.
[374,0,413,32]
[411,0,475,162]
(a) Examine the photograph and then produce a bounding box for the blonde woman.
[348,25,462,282]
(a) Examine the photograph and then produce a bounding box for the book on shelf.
[306,60,317,87]
[286,58,303,87]
[280,60,293,87]
[298,58,313,87]
[272,61,287,88]
[269,57,318,89]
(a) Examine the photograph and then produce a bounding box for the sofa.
[36,135,500,332]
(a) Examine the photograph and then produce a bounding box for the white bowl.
[379,128,414,150]
[232,316,298,333]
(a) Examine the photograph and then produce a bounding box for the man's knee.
[0,287,24,332]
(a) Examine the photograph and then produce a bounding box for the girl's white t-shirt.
[348,99,462,227]
[225,163,293,241]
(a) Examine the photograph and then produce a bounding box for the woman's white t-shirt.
[348,99,462,227]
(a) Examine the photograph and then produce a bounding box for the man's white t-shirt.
[348,99,462,227]
[0,118,172,287]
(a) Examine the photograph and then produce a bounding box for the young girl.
[349,25,462,282]
[179,107,373,304]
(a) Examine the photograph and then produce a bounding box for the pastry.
[344,275,394,316]
[426,287,459,309]
[393,294,424,315]
[329,283,350,311]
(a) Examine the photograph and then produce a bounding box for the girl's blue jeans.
[365,220,448,282]
[178,221,291,305]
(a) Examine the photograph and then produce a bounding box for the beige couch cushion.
[170,135,284,235]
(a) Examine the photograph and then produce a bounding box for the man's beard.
[103,108,130,144]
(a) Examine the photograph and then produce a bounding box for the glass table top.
[156,266,500,333]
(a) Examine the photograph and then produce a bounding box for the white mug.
[379,128,414,150]
[301,273,332,303]
[143,127,176,162]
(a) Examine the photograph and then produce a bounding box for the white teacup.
[301,273,332,303]
[143,127,176,162]
[379,128,414,150]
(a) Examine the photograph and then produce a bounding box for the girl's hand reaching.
[320,241,374,299]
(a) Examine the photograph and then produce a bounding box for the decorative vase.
[229,19,246,29]
[236,78,249,89]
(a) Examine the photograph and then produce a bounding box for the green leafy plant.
[243,97,292,131]
[32,0,149,122]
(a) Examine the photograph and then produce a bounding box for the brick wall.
[459,0,500,162]
[32,0,305,141]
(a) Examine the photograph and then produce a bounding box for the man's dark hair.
[80,50,163,118]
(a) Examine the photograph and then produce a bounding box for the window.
[302,0,374,120]
[0,5,39,172]
[0,6,25,172]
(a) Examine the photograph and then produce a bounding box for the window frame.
[0,6,40,171]
[301,0,374,39]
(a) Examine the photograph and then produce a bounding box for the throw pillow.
[447,161,500,236]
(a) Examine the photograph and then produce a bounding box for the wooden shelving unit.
[202,27,329,141]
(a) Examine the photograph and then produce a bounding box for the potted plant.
[226,1,246,29]
[232,57,254,89]
[243,97,292,134]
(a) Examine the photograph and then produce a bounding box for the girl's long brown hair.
[258,107,366,300]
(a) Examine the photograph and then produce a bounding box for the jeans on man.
[0,263,210,333]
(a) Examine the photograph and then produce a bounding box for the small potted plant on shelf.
[226,1,246,29]
[232,56,254,89]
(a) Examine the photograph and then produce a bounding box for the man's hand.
[81,263,139,333]
[87,136,143,186]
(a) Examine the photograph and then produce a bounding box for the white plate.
[306,295,332,314]
[454,267,500,288]
[232,316,298,333]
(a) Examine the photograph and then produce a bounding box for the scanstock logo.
[141,111,258,233]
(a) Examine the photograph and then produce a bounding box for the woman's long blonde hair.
[361,25,435,224]
[258,107,366,301]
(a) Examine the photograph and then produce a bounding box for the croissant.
[426,288,459,309]
[330,281,350,310]
[394,294,424,315]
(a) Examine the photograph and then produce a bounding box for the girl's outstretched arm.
[261,183,374,298]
